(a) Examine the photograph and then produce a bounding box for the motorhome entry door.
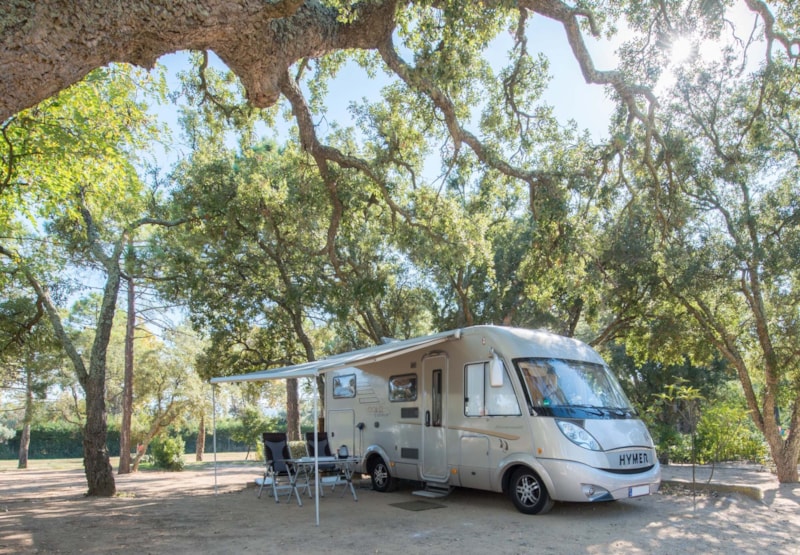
[421,354,448,481]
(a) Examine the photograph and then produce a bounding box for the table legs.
[336,462,358,501]
[286,463,310,506]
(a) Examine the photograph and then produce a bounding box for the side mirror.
[490,351,504,387]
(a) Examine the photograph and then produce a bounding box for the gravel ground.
[1,462,798,554]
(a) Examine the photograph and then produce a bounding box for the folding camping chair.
[258,432,303,504]
[305,432,340,494]
[305,432,334,461]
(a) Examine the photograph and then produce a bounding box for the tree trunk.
[132,428,162,473]
[12,205,123,495]
[286,377,300,441]
[17,369,33,469]
[17,422,31,470]
[773,448,799,483]
[118,276,135,474]
[83,374,115,496]
[767,423,800,483]
[316,375,325,416]
[132,400,182,471]
[196,414,205,462]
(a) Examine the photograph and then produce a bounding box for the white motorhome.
[325,325,660,514]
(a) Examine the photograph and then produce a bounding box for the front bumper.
[538,458,661,503]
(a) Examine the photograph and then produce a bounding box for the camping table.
[277,459,313,506]
[290,456,361,502]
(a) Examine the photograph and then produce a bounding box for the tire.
[370,457,397,493]
[508,467,554,515]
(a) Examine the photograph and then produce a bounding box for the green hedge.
[0,422,249,460]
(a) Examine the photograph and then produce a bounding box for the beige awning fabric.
[209,328,462,384]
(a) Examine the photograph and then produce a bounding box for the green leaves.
[4,65,161,224]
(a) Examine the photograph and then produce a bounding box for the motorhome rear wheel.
[369,457,397,492]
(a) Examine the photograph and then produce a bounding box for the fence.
[0,428,248,459]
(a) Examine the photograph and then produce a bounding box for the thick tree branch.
[0,296,45,354]
[0,244,91,386]
[522,0,660,135]
[743,0,800,63]
[0,0,398,122]
[379,34,547,187]
[1,119,15,193]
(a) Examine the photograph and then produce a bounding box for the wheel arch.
[363,445,393,476]
[500,459,556,499]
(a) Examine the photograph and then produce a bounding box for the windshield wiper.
[567,404,605,417]
[567,405,635,418]
[605,407,634,418]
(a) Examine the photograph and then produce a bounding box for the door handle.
[425,410,431,427]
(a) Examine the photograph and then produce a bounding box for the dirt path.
[1,463,799,554]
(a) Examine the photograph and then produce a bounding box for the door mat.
[389,500,446,512]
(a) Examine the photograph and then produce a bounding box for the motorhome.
[324,325,660,514]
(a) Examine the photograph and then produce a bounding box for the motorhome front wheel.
[508,467,554,515]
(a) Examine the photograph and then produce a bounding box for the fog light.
[582,484,611,501]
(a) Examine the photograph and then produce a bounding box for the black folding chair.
[305,432,339,493]
[259,432,302,504]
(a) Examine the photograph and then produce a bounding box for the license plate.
[628,485,649,497]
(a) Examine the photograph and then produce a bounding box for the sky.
[147,13,621,172]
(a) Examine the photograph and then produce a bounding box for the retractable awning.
[209,328,462,384]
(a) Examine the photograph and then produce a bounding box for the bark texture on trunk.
[0,0,397,121]
[769,430,800,483]
[17,423,30,470]
[286,377,300,442]
[118,278,136,474]
[83,375,115,496]
[774,454,799,483]
[196,415,206,462]
[18,369,33,469]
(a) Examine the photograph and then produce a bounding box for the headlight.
[557,420,601,451]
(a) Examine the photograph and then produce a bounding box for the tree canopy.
[2,0,800,492]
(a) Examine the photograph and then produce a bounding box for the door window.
[431,369,442,426]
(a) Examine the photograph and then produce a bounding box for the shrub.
[665,431,694,463]
[151,435,185,471]
[649,421,684,463]
[289,440,305,459]
[696,403,767,464]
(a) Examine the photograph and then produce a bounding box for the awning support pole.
[313,376,320,526]
[213,383,218,495]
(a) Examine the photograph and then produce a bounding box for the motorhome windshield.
[516,358,635,419]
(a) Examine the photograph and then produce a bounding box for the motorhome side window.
[464,362,521,416]
[388,374,417,402]
[332,373,356,399]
